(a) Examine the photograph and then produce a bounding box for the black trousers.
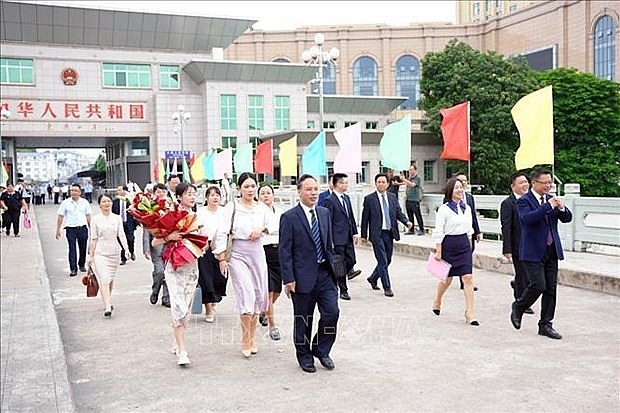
[511,255,529,300]
[334,242,356,294]
[405,200,424,232]
[3,210,20,235]
[515,244,559,327]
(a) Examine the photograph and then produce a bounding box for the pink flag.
[214,148,233,179]
[333,122,362,173]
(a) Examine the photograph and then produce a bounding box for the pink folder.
[426,252,451,281]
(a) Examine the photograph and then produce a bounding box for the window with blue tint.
[248,95,264,131]
[395,55,421,109]
[274,95,290,131]
[159,65,179,89]
[353,56,378,96]
[322,64,336,94]
[0,58,34,85]
[594,15,616,81]
[220,95,237,130]
[424,160,436,183]
[103,63,151,88]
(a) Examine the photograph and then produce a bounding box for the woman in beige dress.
[87,193,129,318]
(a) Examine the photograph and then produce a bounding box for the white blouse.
[195,205,226,249]
[212,200,274,254]
[261,204,283,246]
[432,203,474,244]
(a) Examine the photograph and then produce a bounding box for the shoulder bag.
[224,201,237,262]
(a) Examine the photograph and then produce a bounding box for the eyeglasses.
[534,180,553,185]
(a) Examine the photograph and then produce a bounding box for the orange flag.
[439,101,470,161]
[254,140,273,175]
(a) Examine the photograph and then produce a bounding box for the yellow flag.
[512,85,554,170]
[158,159,165,183]
[190,152,206,183]
[278,135,298,177]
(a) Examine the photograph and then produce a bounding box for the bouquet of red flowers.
[130,192,208,269]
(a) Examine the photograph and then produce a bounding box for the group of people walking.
[47,165,572,372]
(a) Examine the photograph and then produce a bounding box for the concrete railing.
[271,186,620,253]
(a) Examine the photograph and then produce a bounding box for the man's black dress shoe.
[340,292,351,300]
[524,307,534,314]
[79,266,87,273]
[538,326,562,340]
[347,269,362,280]
[510,302,522,330]
[315,355,335,370]
[130,253,136,261]
[119,261,126,266]
[366,277,379,290]
[69,271,77,277]
[384,288,394,297]
[300,364,317,373]
[161,301,171,308]
[149,293,158,305]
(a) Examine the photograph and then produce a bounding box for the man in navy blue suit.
[510,169,572,339]
[361,173,412,297]
[279,174,340,373]
[317,174,333,207]
[323,173,361,301]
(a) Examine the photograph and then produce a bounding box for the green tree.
[536,69,620,197]
[419,39,541,194]
[93,154,106,172]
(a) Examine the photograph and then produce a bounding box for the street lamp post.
[172,104,191,180]
[1,108,10,183]
[302,33,340,131]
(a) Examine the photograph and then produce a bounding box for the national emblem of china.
[61,68,78,86]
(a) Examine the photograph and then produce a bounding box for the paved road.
[2,203,619,412]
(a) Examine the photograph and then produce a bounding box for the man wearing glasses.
[510,169,572,339]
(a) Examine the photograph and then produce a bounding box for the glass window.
[248,95,264,131]
[324,121,336,130]
[0,58,34,85]
[274,95,290,131]
[594,15,616,81]
[344,121,357,127]
[395,55,421,109]
[323,64,336,95]
[159,65,179,89]
[102,63,151,88]
[307,120,315,129]
[353,56,378,96]
[473,2,480,17]
[220,95,237,130]
[423,160,436,183]
[356,161,370,184]
[365,121,378,130]
[221,137,237,149]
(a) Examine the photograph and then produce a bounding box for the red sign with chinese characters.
[0,100,147,122]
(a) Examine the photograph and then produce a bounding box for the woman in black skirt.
[196,186,228,322]
[431,177,479,325]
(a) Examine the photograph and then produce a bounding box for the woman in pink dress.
[87,193,129,318]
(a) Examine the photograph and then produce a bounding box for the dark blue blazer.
[518,191,572,262]
[323,192,357,246]
[112,197,138,231]
[360,191,408,242]
[465,192,481,236]
[279,204,336,294]
[318,190,331,207]
[500,193,521,258]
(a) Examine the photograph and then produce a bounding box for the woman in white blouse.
[213,172,271,357]
[431,177,479,326]
[258,184,284,341]
[196,186,228,323]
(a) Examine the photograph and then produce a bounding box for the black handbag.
[329,253,347,279]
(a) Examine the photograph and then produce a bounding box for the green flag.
[301,131,327,176]
[233,143,253,174]
[380,116,411,171]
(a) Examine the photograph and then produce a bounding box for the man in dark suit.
[510,169,572,339]
[112,185,138,265]
[323,173,361,301]
[279,174,340,373]
[500,172,533,314]
[361,173,412,297]
[454,173,481,291]
[317,174,333,207]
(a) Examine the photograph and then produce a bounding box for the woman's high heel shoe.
[465,312,479,326]
[432,300,441,316]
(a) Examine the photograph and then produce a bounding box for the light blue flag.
[301,131,327,176]
[203,150,216,180]
[380,115,411,171]
[233,143,254,174]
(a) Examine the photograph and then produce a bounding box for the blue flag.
[301,131,327,176]
[204,150,216,180]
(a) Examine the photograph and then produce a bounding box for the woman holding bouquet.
[196,186,228,322]
[152,182,204,366]
[214,172,271,358]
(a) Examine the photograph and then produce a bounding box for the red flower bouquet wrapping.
[130,193,208,269]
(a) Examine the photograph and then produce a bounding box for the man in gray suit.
[143,183,170,307]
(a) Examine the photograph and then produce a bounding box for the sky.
[26,1,456,30]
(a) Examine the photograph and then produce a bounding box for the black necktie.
[540,196,553,245]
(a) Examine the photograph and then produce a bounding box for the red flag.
[254,140,273,175]
[439,101,470,161]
